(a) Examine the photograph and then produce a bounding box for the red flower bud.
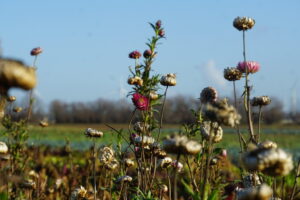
[129,51,141,59]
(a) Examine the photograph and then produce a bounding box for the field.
[23,124,300,157]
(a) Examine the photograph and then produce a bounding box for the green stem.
[242,30,255,142]
[257,106,262,142]
[233,81,247,151]
[157,86,168,141]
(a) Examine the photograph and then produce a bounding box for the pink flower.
[129,51,141,59]
[132,93,149,110]
[30,47,43,56]
[237,61,260,74]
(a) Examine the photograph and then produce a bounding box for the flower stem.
[233,81,247,151]
[242,30,255,142]
[173,154,181,200]
[257,106,262,142]
[157,86,168,141]
[92,138,97,200]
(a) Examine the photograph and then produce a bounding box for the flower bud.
[158,29,165,37]
[143,49,152,58]
[30,47,43,56]
[155,20,162,29]
[160,73,176,86]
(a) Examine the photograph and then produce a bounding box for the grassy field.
[12,123,298,156]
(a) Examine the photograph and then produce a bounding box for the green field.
[13,124,299,158]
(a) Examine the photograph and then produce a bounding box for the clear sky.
[0,0,299,110]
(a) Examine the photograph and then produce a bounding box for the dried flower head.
[143,49,152,58]
[133,121,150,133]
[132,93,149,110]
[7,96,16,102]
[0,141,8,154]
[149,91,159,100]
[171,160,183,172]
[104,158,118,170]
[237,61,260,74]
[242,147,293,176]
[134,135,155,146]
[258,141,277,149]
[243,174,261,188]
[39,120,49,127]
[200,121,223,143]
[160,184,168,193]
[30,47,43,56]
[160,73,176,86]
[158,157,173,168]
[28,170,39,179]
[123,158,134,168]
[127,76,143,86]
[116,175,133,183]
[71,186,87,200]
[0,59,37,91]
[224,67,243,81]
[84,128,103,138]
[200,87,218,104]
[233,17,255,31]
[129,51,141,59]
[251,96,271,107]
[154,148,167,158]
[204,99,241,127]
[236,184,272,200]
[99,147,114,164]
[163,134,202,155]
[13,106,22,113]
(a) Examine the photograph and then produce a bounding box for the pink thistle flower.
[237,61,260,74]
[129,51,141,59]
[132,93,149,110]
[30,47,43,56]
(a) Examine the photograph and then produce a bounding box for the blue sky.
[0,0,299,110]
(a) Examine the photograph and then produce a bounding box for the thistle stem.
[157,86,168,141]
[173,153,180,200]
[92,138,97,200]
[242,30,255,142]
[257,106,262,142]
[233,81,247,151]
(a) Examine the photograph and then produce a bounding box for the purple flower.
[30,47,43,56]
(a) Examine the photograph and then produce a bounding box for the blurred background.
[1,0,300,124]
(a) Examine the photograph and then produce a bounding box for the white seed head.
[0,142,8,154]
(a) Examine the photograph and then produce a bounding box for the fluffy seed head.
[200,121,223,143]
[13,106,22,113]
[0,59,37,91]
[236,184,272,200]
[99,147,114,164]
[116,175,133,183]
[200,87,218,104]
[158,157,173,168]
[258,141,277,149]
[242,147,293,176]
[84,128,103,138]
[163,134,202,155]
[124,158,134,168]
[71,186,87,200]
[0,141,8,154]
[7,96,16,102]
[204,99,241,127]
[251,96,271,107]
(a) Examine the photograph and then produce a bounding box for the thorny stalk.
[26,55,38,122]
